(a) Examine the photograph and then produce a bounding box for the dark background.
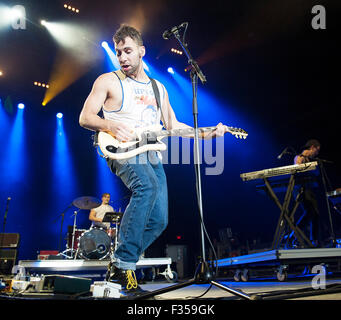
[0,0,339,273]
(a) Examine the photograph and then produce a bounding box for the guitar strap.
[149,76,166,125]
[149,77,161,111]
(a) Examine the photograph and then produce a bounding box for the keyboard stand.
[262,174,315,249]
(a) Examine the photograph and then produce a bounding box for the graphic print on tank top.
[134,85,158,128]
[102,74,164,129]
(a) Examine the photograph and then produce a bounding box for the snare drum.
[78,228,111,260]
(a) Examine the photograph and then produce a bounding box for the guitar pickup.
[144,132,158,144]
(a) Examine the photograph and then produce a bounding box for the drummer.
[89,193,115,235]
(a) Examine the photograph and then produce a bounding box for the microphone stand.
[2,198,10,234]
[1,198,11,253]
[134,25,252,300]
[53,203,73,253]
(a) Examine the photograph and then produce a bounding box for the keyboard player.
[294,139,321,165]
[294,139,321,246]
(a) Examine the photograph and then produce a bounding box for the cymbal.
[72,196,101,210]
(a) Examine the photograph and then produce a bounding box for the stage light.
[41,19,47,26]
[101,41,109,48]
[64,3,80,13]
[41,21,101,106]
[34,81,49,88]
[101,41,120,71]
[171,48,183,55]
[4,98,27,186]
[56,112,63,119]
[0,71,3,76]
[52,106,79,234]
[167,67,174,74]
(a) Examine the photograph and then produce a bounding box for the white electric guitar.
[94,124,248,160]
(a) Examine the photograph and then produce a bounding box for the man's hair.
[101,193,110,198]
[113,25,143,46]
[304,139,321,150]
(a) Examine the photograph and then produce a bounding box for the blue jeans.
[107,151,168,270]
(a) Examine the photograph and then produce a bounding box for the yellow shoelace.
[126,270,138,290]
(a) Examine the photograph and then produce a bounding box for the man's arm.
[89,209,102,223]
[161,87,226,139]
[79,74,134,142]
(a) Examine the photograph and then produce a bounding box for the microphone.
[277,147,288,160]
[162,22,187,40]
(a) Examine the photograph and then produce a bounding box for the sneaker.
[106,262,146,294]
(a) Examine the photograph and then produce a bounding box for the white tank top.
[102,70,165,129]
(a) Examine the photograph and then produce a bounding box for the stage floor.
[2,248,341,301]
[137,278,341,300]
[1,278,341,301]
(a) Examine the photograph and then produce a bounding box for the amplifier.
[0,233,20,248]
[0,249,17,274]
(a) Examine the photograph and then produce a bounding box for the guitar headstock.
[226,126,248,139]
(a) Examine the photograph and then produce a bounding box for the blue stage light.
[101,41,120,71]
[17,103,25,109]
[56,112,63,119]
[101,41,109,48]
[52,110,79,240]
[167,67,174,74]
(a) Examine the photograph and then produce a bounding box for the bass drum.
[78,228,111,260]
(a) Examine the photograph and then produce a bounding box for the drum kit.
[59,196,123,260]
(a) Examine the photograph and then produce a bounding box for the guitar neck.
[155,126,217,138]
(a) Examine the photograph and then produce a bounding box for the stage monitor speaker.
[0,249,17,274]
[37,275,92,294]
[0,233,20,248]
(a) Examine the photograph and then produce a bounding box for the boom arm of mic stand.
[172,30,207,84]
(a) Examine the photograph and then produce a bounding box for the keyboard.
[240,161,318,181]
